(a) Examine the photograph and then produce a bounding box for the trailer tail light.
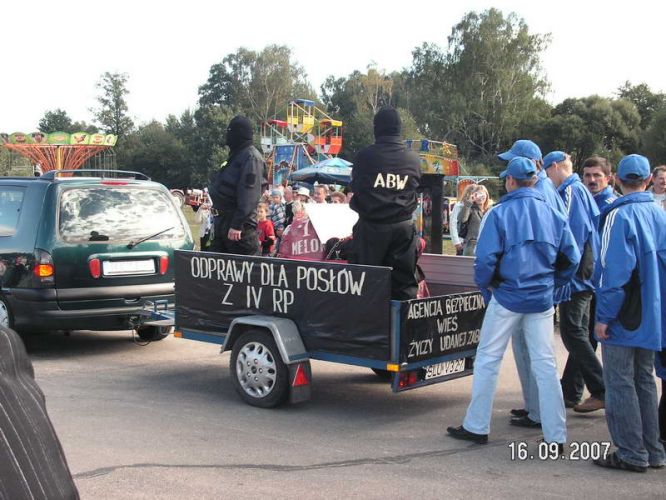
[33,249,55,284]
[89,258,102,278]
[398,371,418,389]
[159,255,169,275]
[291,363,310,387]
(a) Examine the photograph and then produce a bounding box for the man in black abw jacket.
[349,107,422,299]
[208,115,265,255]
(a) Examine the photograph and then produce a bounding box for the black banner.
[175,251,392,359]
[399,292,485,363]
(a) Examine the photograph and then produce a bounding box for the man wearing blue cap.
[593,154,666,472]
[497,140,567,429]
[544,151,604,413]
[447,157,580,446]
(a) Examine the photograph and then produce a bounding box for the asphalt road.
[23,329,664,499]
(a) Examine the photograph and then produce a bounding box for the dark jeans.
[602,345,665,467]
[208,215,259,256]
[351,219,418,301]
[560,291,605,401]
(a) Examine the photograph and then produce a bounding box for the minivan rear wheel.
[0,297,13,329]
[136,325,173,341]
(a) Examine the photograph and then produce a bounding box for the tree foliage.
[535,96,641,167]
[38,109,72,133]
[321,65,420,158]
[117,121,189,188]
[643,106,666,165]
[92,72,134,138]
[198,45,316,123]
[404,9,550,161]
[616,81,666,129]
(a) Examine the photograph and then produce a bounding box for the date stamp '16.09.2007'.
[509,440,611,461]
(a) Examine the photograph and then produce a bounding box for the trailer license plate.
[103,259,155,276]
[425,358,465,380]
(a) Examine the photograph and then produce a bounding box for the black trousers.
[560,291,605,401]
[351,219,418,301]
[208,214,259,256]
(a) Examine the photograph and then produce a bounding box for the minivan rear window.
[59,186,186,243]
[0,186,25,236]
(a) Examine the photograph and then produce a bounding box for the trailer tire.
[230,329,288,408]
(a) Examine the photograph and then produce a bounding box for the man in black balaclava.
[208,115,266,255]
[349,107,422,300]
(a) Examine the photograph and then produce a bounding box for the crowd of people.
[447,139,666,474]
[202,112,665,473]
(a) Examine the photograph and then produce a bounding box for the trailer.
[144,251,484,408]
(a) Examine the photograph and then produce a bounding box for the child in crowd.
[256,202,276,256]
[268,189,286,237]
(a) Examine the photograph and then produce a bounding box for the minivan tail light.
[34,264,54,278]
[159,255,169,275]
[33,249,55,285]
[89,258,102,278]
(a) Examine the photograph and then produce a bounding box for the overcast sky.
[1,0,663,132]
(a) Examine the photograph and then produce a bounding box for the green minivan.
[0,170,194,340]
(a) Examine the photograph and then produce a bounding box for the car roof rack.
[40,169,151,181]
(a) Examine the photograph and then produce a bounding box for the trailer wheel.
[136,325,173,341]
[230,329,288,408]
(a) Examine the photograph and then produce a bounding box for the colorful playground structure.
[1,131,117,172]
[261,99,344,184]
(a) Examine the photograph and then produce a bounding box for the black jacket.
[349,136,421,223]
[209,145,265,229]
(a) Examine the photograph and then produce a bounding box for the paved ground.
[23,329,664,499]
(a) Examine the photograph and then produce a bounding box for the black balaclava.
[373,107,401,138]
[225,115,254,153]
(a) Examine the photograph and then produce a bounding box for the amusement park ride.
[261,99,463,187]
[0,131,117,173]
[261,99,344,185]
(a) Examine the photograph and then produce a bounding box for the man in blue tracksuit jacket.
[593,154,666,472]
[447,157,580,446]
[544,151,604,414]
[496,140,568,429]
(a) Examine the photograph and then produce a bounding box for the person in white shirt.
[650,165,666,209]
[449,184,476,255]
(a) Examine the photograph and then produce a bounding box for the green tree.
[404,9,550,161]
[616,81,666,129]
[199,45,316,123]
[535,95,641,167]
[321,66,420,158]
[117,121,189,188]
[92,72,134,138]
[38,109,73,133]
[643,106,666,165]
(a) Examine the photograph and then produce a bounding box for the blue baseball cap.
[499,157,537,180]
[497,139,542,162]
[542,151,567,169]
[617,154,651,181]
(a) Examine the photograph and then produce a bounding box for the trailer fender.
[223,316,308,365]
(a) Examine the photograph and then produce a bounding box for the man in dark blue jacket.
[544,151,604,413]
[593,154,666,472]
[349,107,421,300]
[447,157,580,446]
